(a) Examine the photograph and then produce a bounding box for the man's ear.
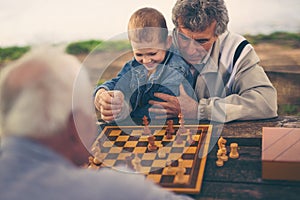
[166,35,173,49]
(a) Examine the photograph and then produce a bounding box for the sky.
[0,0,299,47]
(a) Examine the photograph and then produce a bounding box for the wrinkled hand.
[94,89,124,122]
[148,84,198,119]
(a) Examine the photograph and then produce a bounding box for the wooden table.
[188,116,300,200]
[99,116,300,199]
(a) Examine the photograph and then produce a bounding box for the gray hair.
[0,47,92,138]
[172,0,229,35]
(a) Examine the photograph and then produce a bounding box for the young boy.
[94,7,195,122]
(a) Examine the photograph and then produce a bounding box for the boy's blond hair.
[128,7,168,43]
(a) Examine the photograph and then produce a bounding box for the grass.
[65,39,131,55]
[0,46,30,65]
[244,31,300,48]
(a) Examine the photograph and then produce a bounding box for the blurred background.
[0,0,299,116]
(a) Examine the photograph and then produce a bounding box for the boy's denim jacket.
[96,51,196,120]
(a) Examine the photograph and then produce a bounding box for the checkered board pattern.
[92,125,212,193]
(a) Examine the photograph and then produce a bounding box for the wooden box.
[262,127,300,181]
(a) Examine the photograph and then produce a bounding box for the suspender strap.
[232,40,249,67]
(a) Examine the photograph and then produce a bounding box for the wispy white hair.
[0,47,92,138]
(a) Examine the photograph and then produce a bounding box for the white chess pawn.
[175,158,186,184]
[132,153,141,171]
[229,143,239,159]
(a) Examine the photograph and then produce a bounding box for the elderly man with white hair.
[0,48,193,200]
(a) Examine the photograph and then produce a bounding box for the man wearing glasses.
[148,0,278,122]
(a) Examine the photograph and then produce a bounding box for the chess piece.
[216,149,224,167]
[91,143,103,165]
[220,147,228,161]
[166,129,173,140]
[132,153,142,171]
[178,113,187,134]
[87,156,100,170]
[158,148,167,158]
[142,115,151,135]
[229,143,239,159]
[147,135,158,151]
[175,158,186,184]
[166,159,174,174]
[187,129,194,145]
[125,155,134,170]
[165,120,174,139]
[175,130,183,144]
[217,136,227,150]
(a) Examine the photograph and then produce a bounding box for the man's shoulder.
[219,31,247,47]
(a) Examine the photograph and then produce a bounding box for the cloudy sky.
[0,0,299,46]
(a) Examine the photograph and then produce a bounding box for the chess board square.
[105,153,119,159]
[123,147,134,152]
[182,160,193,168]
[101,147,111,153]
[108,147,122,154]
[124,141,138,147]
[114,141,126,147]
[172,141,186,147]
[133,147,147,153]
[170,147,184,153]
[136,141,148,147]
[115,160,127,166]
[147,174,162,183]
[162,135,175,141]
[140,166,151,173]
[130,129,144,136]
[152,160,167,167]
[149,167,164,174]
[153,129,166,136]
[182,153,196,160]
[162,167,177,175]
[117,153,132,160]
[107,136,118,141]
[168,153,182,161]
[193,135,201,141]
[139,136,149,141]
[103,141,114,147]
[185,147,197,154]
[116,135,130,141]
[128,136,139,141]
[174,175,189,184]
[161,147,172,154]
[154,136,164,141]
[185,167,192,175]
[102,159,116,167]
[109,130,122,136]
[142,153,157,160]
[160,175,175,183]
[141,160,154,166]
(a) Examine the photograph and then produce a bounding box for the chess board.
[91,124,212,193]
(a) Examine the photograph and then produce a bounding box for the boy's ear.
[166,35,172,49]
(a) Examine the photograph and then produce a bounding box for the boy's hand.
[94,89,124,122]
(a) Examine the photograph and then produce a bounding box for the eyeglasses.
[173,28,215,48]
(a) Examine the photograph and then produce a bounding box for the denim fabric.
[98,51,196,119]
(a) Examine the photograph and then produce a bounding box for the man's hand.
[148,84,198,119]
[94,89,124,122]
